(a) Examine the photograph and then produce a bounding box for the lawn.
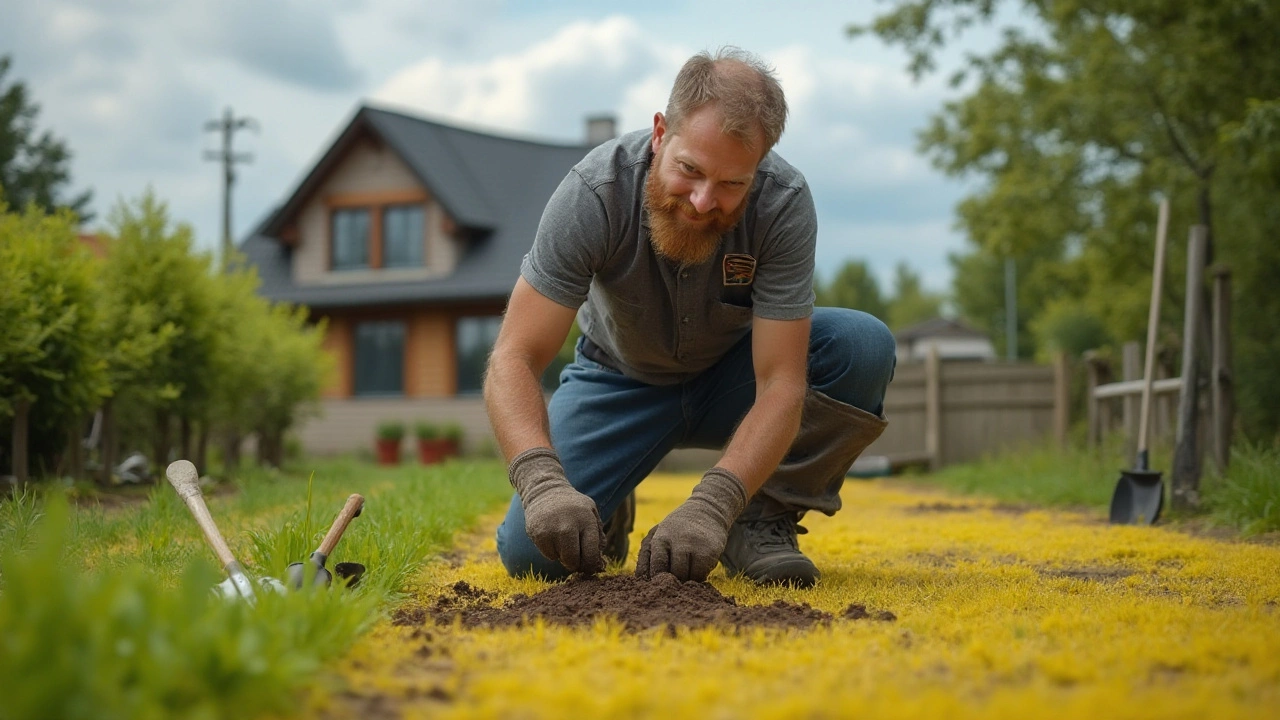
[329,473,1280,719]
[3,457,1278,719]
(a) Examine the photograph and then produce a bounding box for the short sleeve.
[520,169,608,309]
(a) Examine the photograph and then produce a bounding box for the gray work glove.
[635,467,747,582]
[508,447,606,575]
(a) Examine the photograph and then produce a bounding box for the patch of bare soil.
[1038,566,1137,582]
[906,501,978,513]
[395,575,896,635]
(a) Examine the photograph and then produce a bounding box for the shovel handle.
[166,460,239,570]
[317,494,364,556]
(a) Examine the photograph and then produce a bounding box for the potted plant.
[375,421,405,465]
[415,421,451,465]
[442,422,464,458]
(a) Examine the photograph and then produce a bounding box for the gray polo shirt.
[521,128,816,386]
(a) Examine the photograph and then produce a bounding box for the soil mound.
[395,574,894,634]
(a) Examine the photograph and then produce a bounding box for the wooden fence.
[863,348,1069,470]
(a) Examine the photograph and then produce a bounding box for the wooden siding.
[317,304,505,400]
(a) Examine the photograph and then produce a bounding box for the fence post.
[1173,225,1208,510]
[1083,351,1111,449]
[1211,265,1234,472]
[1122,341,1141,458]
[925,345,942,471]
[1053,352,1070,448]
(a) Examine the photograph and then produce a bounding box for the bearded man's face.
[645,106,760,265]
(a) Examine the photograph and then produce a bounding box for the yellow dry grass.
[327,474,1280,719]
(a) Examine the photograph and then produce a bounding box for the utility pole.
[204,107,257,272]
[1004,255,1018,361]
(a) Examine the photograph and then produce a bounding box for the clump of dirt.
[396,575,894,634]
[841,604,897,622]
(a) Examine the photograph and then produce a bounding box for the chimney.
[585,114,617,146]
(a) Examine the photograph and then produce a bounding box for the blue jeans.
[495,307,896,579]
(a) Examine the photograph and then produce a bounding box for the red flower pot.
[417,438,457,465]
[375,438,402,465]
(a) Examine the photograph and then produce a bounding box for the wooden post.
[1211,265,1234,472]
[12,396,31,485]
[925,345,942,471]
[1173,225,1208,510]
[1053,352,1070,448]
[1083,351,1112,449]
[1122,341,1141,458]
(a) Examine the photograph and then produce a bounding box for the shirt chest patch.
[722,254,756,286]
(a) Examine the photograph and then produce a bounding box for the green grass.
[0,457,511,720]
[915,435,1280,534]
[1202,442,1280,535]
[911,436,1132,509]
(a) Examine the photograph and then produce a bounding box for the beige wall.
[292,134,458,284]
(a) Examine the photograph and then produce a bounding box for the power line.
[204,107,257,272]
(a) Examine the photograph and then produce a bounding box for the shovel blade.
[1109,470,1164,525]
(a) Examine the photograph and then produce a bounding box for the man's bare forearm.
[484,350,554,462]
[716,378,806,496]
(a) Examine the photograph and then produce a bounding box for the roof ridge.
[360,102,592,150]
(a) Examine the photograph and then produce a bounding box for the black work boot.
[601,490,636,564]
[719,496,819,588]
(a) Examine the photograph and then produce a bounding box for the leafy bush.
[376,421,405,441]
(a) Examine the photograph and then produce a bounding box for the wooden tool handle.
[166,460,238,570]
[1137,198,1170,455]
[317,494,364,556]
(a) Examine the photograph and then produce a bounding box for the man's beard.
[644,153,750,266]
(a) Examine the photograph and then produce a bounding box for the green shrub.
[414,422,441,440]
[375,421,405,441]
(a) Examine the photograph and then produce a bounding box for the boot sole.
[722,556,820,589]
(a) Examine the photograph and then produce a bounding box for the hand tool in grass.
[1109,198,1169,525]
[286,493,365,589]
[166,459,284,604]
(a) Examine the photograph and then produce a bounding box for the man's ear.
[651,112,666,154]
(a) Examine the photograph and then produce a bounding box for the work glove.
[635,467,747,582]
[508,447,606,575]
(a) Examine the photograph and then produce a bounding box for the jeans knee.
[810,308,897,411]
[495,502,572,581]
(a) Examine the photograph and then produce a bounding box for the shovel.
[166,460,282,604]
[1109,199,1169,525]
[286,493,364,589]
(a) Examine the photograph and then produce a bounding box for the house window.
[383,205,425,269]
[354,320,405,396]
[332,209,370,271]
[456,316,502,394]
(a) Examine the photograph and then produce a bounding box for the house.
[893,316,997,363]
[243,105,610,455]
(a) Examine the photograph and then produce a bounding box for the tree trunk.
[100,400,116,486]
[223,430,242,478]
[153,409,172,472]
[180,415,193,462]
[67,416,85,482]
[12,396,31,485]
[196,421,210,474]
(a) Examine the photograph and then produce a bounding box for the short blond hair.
[665,47,788,154]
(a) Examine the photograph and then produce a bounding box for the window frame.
[324,190,433,272]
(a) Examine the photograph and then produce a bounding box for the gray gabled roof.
[894,316,992,342]
[243,104,595,309]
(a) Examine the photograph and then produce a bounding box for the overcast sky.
[1,0,1002,293]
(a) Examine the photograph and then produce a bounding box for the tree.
[0,203,105,482]
[815,259,890,321]
[0,56,92,220]
[886,262,944,331]
[852,0,1280,438]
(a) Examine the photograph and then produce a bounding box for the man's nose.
[688,182,716,214]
